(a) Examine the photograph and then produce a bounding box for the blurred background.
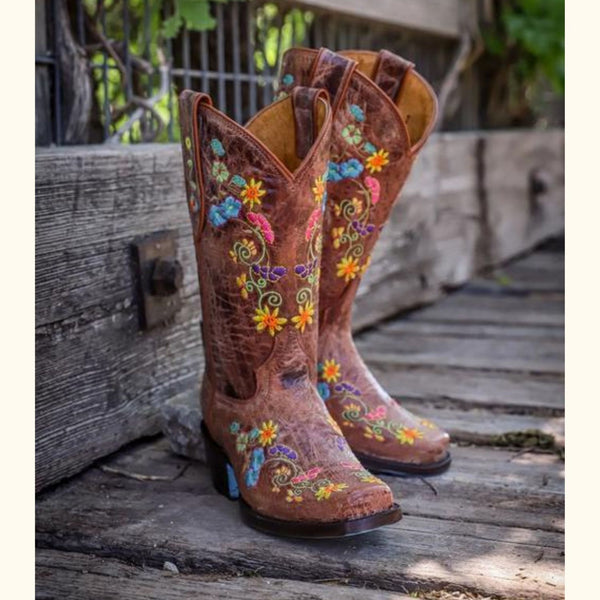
[35,0,564,146]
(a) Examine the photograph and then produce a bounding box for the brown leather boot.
[276,48,451,476]
[178,87,401,537]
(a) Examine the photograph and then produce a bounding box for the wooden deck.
[35,244,564,600]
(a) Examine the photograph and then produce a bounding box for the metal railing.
[35,0,457,146]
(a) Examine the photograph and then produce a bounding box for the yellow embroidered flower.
[396,427,424,445]
[365,149,390,173]
[291,301,314,333]
[345,402,361,414]
[229,249,237,263]
[351,197,363,215]
[334,203,343,217]
[253,306,287,336]
[332,226,345,249]
[286,489,303,503]
[312,175,326,204]
[364,426,385,442]
[336,256,360,282]
[240,238,257,256]
[327,413,343,435]
[236,273,248,300]
[274,465,291,477]
[272,485,280,493]
[258,420,278,446]
[241,178,266,208]
[315,482,348,501]
[322,359,341,383]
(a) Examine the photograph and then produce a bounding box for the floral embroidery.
[211,160,229,183]
[318,358,426,445]
[341,124,362,145]
[349,104,365,122]
[241,178,266,209]
[312,176,327,206]
[208,196,241,227]
[183,136,200,214]
[281,73,294,86]
[291,301,314,333]
[230,420,355,503]
[253,306,287,336]
[246,211,274,244]
[365,149,390,174]
[236,273,249,300]
[210,138,226,157]
[336,256,360,282]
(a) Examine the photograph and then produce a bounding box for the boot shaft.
[179,89,332,399]
[277,48,438,327]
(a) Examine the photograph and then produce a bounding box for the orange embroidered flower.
[364,425,385,442]
[312,175,326,204]
[253,306,287,336]
[291,301,314,333]
[241,178,266,208]
[396,427,424,445]
[258,420,278,446]
[332,226,344,249]
[236,273,249,300]
[336,256,360,282]
[322,359,341,383]
[315,482,348,501]
[365,149,389,174]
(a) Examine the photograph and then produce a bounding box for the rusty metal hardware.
[132,231,183,330]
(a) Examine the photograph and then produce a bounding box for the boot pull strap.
[373,50,414,102]
[178,90,213,237]
[291,87,329,160]
[308,48,357,114]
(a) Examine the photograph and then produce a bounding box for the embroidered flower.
[185,136,192,150]
[208,196,241,228]
[355,471,383,484]
[336,256,360,282]
[286,489,303,503]
[364,426,385,442]
[208,205,227,227]
[211,161,229,182]
[291,301,314,333]
[340,158,364,179]
[365,176,381,204]
[210,138,225,156]
[305,208,321,241]
[365,405,387,421]
[396,427,424,445]
[274,465,291,477]
[327,413,343,436]
[253,306,287,336]
[231,174,247,188]
[247,212,275,244]
[345,402,362,414]
[332,226,345,249]
[312,175,327,205]
[291,467,322,484]
[244,447,265,487]
[350,197,363,215]
[342,124,362,145]
[257,420,278,446]
[363,141,376,154]
[315,482,348,501]
[322,359,341,383]
[282,73,294,86]
[229,421,241,434]
[366,149,390,173]
[236,273,249,300]
[420,419,438,430]
[349,104,365,122]
[317,382,330,401]
[241,177,266,208]
[328,161,343,182]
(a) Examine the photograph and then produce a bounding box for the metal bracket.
[132,230,184,330]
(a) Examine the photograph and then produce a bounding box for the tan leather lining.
[246,95,328,172]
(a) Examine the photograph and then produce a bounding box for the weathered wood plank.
[295,0,461,38]
[35,439,564,599]
[356,330,563,374]
[36,549,414,600]
[366,364,564,414]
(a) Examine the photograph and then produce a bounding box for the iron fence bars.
[35,0,458,146]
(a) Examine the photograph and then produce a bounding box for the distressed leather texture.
[179,88,395,522]
[277,48,450,466]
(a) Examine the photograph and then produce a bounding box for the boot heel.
[201,421,240,500]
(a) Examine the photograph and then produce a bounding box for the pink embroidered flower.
[247,212,275,244]
[365,405,387,421]
[365,176,381,204]
[291,467,322,484]
[305,208,321,241]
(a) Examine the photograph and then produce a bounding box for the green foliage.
[162,0,230,39]
[483,0,564,94]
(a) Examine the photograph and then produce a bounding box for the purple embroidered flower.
[336,436,346,451]
[294,258,317,279]
[252,265,288,282]
[334,382,362,396]
[351,221,376,236]
[268,444,298,460]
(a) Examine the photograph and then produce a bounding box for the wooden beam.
[293,0,461,38]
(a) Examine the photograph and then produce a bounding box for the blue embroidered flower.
[340,158,364,179]
[282,73,294,86]
[210,138,226,156]
[327,161,343,182]
[248,427,260,441]
[349,104,365,122]
[229,421,241,434]
[363,141,377,154]
[231,174,247,188]
[317,382,330,401]
[244,447,265,487]
[208,196,241,227]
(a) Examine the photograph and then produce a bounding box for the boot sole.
[354,451,452,477]
[201,421,402,539]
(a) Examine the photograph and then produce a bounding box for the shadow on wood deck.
[35,244,564,600]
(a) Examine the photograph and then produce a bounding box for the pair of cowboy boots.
[179,47,450,539]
